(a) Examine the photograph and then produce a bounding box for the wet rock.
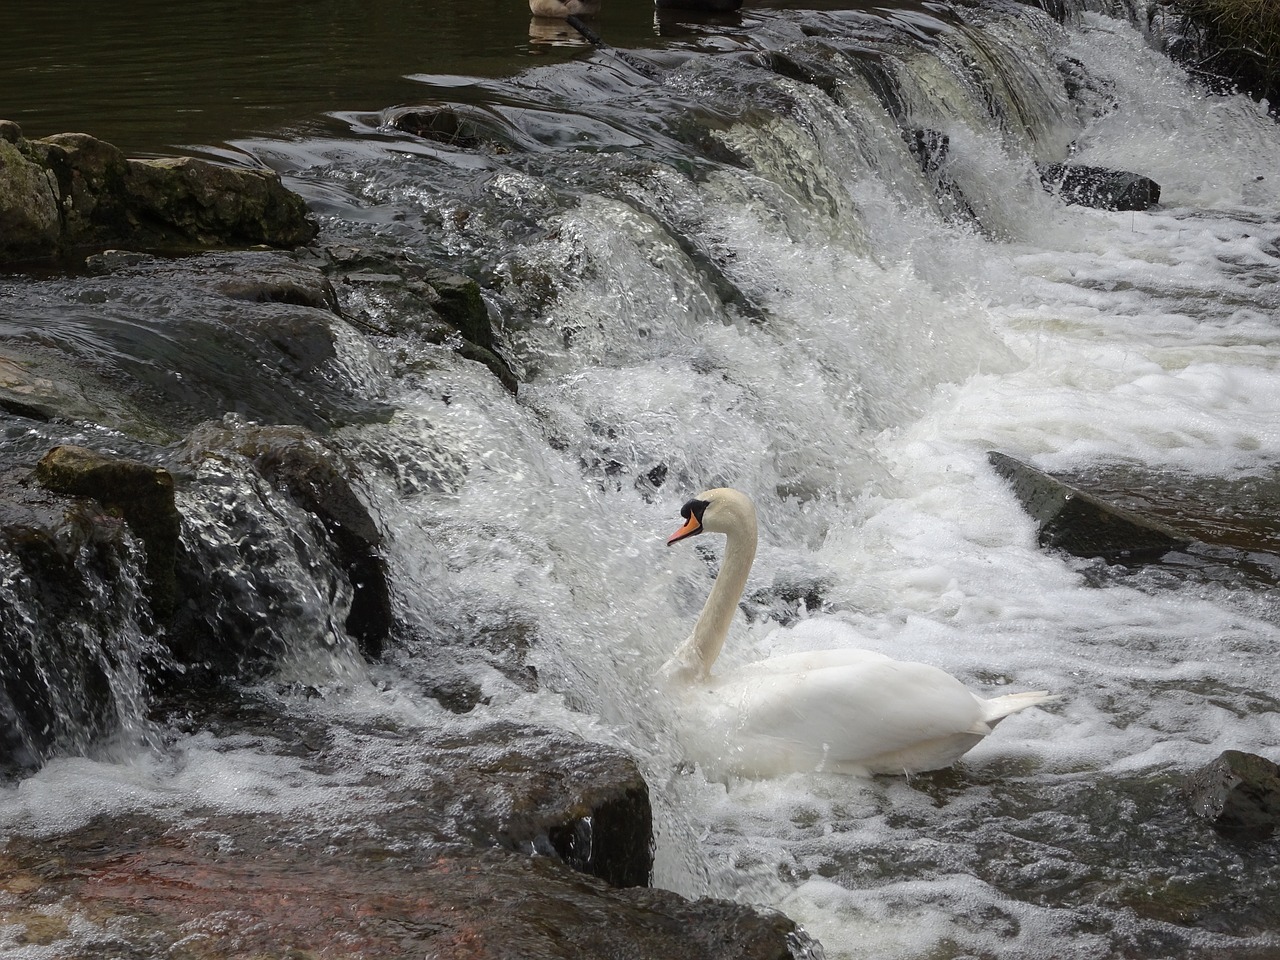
[0,472,136,772]
[214,256,340,313]
[321,246,518,392]
[232,424,390,659]
[124,155,317,249]
[1185,750,1280,840]
[904,128,979,226]
[34,444,181,619]
[989,451,1190,561]
[399,722,654,887]
[0,122,317,264]
[745,572,833,626]
[160,690,651,887]
[0,810,799,960]
[389,104,502,150]
[177,420,392,660]
[1038,162,1161,211]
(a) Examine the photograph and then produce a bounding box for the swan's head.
[666,487,756,545]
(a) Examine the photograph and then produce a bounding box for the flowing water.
[3,0,1280,957]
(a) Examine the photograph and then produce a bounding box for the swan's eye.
[681,498,710,522]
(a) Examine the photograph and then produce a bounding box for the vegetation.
[1170,0,1280,112]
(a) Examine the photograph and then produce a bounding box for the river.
[3,0,1280,957]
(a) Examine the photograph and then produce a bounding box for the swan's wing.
[727,648,893,679]
[710,658,989,770]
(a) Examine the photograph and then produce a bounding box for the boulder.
[1184,750,1280,839]
[227,423,391,659]
[0,134,61,261]
[321,246,518,392]
[161,690,654,887]
[34,444,181,619]
[173,420,392,661]
[0,471,135,772]
[0,810,798,960]
[123,155,317,249]
[989,452,1190,561]
[1038,162,1161,211]
[0,121,317,264]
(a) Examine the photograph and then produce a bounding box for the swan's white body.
[661,488,1056,777]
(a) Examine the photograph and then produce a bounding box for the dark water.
[0,0,796,155]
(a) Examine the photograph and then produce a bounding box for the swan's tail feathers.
[981,691,1063,727]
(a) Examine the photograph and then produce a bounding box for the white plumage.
[662,488,1057,777]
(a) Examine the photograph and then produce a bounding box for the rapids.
[4,0,1280,957]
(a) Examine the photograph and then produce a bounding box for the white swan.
[529,0,601,18]
[661,488,1057,777]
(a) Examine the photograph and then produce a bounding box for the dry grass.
[1171,0,1280,109]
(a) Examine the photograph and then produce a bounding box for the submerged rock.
[1038,162,1161,211]
[0,121,317,264]
[989,452,1191,561]
[1185,750,1280,840]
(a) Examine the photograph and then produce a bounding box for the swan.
[660,488,1057,777]
[529,0,601,18]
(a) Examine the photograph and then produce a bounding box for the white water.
[5,7,1280,959]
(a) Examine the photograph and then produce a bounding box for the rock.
[322,247,519,392]
[231,423,391,659]
[0,810,799,960]
[0,134,61,262]
[389,105,498,150]
[418,265,495,350]
[1185,750,1280,839]
[989,451,1190,561]
[0,472,136,772]
[213,256,340,313]
[124,155,317,249]
[34,444,181,619]
[176,420,392,660]
[397,723,654,887]
[903,128,979,225]
[162,689,653,887]
[1038,162,1161,211]
[0,122,318,264]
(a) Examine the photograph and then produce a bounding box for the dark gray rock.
[161,692,653,887]
[176,420,392,660]
[989,451,1190,560]
[1185,750,1280,839]
[322,246,518,392]
[0,122,317,264]
[34,444,181,619]
[1038,162,1161,211]
[0,470,137,772]
[389,105,502,150]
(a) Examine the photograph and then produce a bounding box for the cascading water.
[3,0,1280,956]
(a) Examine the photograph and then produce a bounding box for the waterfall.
[4,0,1280,956]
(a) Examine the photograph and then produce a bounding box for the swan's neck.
[664,525,757,683]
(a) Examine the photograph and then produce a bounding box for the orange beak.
[667,514,702,546]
